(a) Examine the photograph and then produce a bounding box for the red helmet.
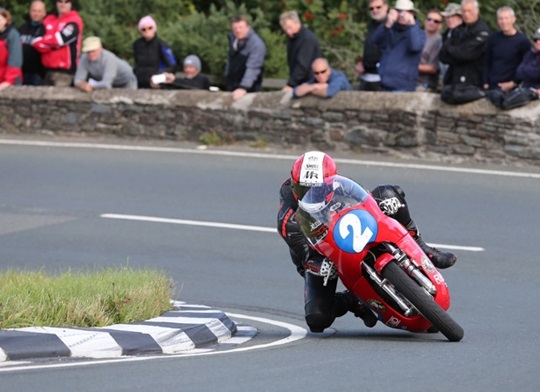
[290,151,338,200]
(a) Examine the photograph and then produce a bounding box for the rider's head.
[290,151,337,200]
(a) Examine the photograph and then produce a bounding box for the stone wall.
[1,86,540,166]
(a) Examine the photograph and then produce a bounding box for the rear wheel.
[381,261,464,342]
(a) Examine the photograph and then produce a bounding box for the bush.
[3,0,539,84]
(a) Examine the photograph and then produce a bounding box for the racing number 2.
[337,212,375,253]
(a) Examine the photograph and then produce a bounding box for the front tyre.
[381,261,464,342]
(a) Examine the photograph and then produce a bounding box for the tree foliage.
[3,0,539,82]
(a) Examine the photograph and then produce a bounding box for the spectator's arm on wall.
[74,58,93,93]
[293,82,315,97]
[325,71,352,98]
[239,37,266,90]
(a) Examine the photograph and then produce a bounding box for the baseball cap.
[82,36,102,53]
[441,3,462,17]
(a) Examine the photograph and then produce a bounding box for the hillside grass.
[0,267,175,329]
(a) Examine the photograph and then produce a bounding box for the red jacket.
[32,11,83,72]
[0,25,23,85]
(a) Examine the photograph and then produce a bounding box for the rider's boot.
[334,290,378,328]
[407,221,456,269]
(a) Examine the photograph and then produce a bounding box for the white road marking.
[0,313,307,373]
[100,213,485,252]
[1,138,539,178]
[101,213,276,233]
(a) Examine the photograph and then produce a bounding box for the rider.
[277,151,457,333]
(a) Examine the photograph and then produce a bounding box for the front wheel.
[381,261,464,342]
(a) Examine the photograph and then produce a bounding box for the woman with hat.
[372,0,426,91]
[133,15,177,89]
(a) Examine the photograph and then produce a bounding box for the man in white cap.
[74,36,137,92]
[372,0,426,91]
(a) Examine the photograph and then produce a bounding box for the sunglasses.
[141,26,154,32]
[369,5,383,11]
[313,69,327,75]
[426,17,442,24]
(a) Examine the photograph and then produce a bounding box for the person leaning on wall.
[0,7,23,91]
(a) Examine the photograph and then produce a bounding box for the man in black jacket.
[355,0,388,91]
[279,11,322,92]
[439,0,490,104]
[19,0,46,85]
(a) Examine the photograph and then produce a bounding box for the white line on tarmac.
[100,213,485,252]
[0,313,307,373]
[1,138,539,179]
[101,213,276,233]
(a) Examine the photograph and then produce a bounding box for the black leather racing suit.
[277,178,419,332]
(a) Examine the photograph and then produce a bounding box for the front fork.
[363,244,437,316]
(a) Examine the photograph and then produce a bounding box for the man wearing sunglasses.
[417,9,444,92]
[293,58,352,98]
[355,0,388,91]
[32,0,83,87]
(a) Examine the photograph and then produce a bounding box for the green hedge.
[4,0,538,84]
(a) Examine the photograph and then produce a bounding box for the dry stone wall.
[1,86,539,166]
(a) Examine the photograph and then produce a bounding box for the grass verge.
[0,266,175,329]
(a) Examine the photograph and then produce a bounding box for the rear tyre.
[381,261,464,342]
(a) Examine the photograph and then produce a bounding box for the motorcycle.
[297,175,464,342]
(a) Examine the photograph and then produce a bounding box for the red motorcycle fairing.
[298,175,452,333]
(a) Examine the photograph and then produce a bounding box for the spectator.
[73,36,137,92]
[489,28,540,110]
[32,0,83,87]
[441,3,463,42]
[133,15,177,89]
[224,15,266,100]
[0,7,23,91]
[417,9,443,92]
[439,0,490,104]
[280,11,322,92]
[372,0,426,92]
[154,54,211,90]
[19,0,47,86]
[439,3,463,84]
[516,28,540,95]
[483,6,530,108]
[293,58,352,98]
[355,0,388,91]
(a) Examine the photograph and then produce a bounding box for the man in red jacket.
[32,0,83,86]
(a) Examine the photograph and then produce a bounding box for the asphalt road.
[1,138,539,392]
